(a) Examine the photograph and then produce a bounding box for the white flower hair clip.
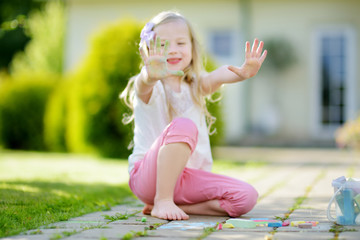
[140,22,155,48]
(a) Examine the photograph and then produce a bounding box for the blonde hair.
[120,11,216,133]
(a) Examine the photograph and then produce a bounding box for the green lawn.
[0,151,134,238]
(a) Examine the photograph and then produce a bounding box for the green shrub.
[44,78,70,152]
[0,73,57,150]
[65,19,142,158]
[204,55,224,146]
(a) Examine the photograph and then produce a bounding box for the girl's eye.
[178,42,185,45]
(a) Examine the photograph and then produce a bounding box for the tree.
[0,0,43,71]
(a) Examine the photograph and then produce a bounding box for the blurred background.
[0,0,359,158]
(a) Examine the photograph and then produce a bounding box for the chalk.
[355,213,360,225]
[222,223,234,228]
[226,219,257,228]
[267,222,282,227]
[290,221,318,227]
[335,193,345,215]
[290,221,305,227]
[298,223,312,229]
[141,217,147,222]
[282,220,290,226]
[310,221,319,226]
[343,189,355,225]
[354,194,360,213]
[217,223,222,230]
[252,219,281,223]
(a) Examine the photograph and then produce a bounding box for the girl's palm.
[140,37,183,81]
[228,39,267,79]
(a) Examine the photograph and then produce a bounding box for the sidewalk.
[2,147,360,240]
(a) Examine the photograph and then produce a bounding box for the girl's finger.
[163,40,169,58]
[228,65,240,75]
[259,49,268,64]
[245,41,250,58]
[149,38,155,56]
[139,45,148,62]
[156,36,161,55]
[251,38,259,56]
[168,69,184,77]
[256,41,264,57]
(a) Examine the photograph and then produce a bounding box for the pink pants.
[129,117,258,217]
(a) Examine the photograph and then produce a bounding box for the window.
[312,27,356,137]
[320,35,346,125]
[210,31,233,58]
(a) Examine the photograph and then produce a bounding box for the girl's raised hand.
[228,39,267,80]
[139,36,184,82]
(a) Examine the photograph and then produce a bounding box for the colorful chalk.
[222,223,234,228]
[141,217,147,222]
[226,219,257,228]
[354,193,360,213]
[282,220,290,226]
[298,223,312,229]
[267,222,282,227]
[355,213,360,225]
[290,221,318,227]
[343,189,355,225]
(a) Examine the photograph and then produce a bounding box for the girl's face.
[154,20,192,73]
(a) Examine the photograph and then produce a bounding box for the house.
[64,0,360,147]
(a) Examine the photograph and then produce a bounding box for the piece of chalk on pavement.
[226,219,257,228]
[222,223,235,228]
[291,221,305,227]
[282,220,290,226]
[267,222,282,227]
[298,223,312,229]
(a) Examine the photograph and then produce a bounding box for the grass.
[102,211,140,222]
[0,150,135,238]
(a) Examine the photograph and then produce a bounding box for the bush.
[204,56,224,146]
[44,78,70,152]
[65,19,142,158]
[0,74,57,150]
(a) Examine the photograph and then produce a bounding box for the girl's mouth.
[167,58,181,65]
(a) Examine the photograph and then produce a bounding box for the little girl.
[121,11,267,220]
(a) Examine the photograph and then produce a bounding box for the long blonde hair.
[120,11,216,133]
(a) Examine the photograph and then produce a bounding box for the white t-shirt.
[128,80,213,173]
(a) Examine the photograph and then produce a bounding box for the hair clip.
[140,22,155,47]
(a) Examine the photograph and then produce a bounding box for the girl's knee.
[164,117,198,153]
[223,185,258,217]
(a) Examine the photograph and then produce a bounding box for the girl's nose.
[167,43,177,54]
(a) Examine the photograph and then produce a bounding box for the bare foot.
[142,204,153,215]
[151,199,189,220]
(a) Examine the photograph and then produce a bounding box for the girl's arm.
[201,39,267,95]
[134,67,157,104]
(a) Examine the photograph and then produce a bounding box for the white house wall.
[248,0,360,146]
